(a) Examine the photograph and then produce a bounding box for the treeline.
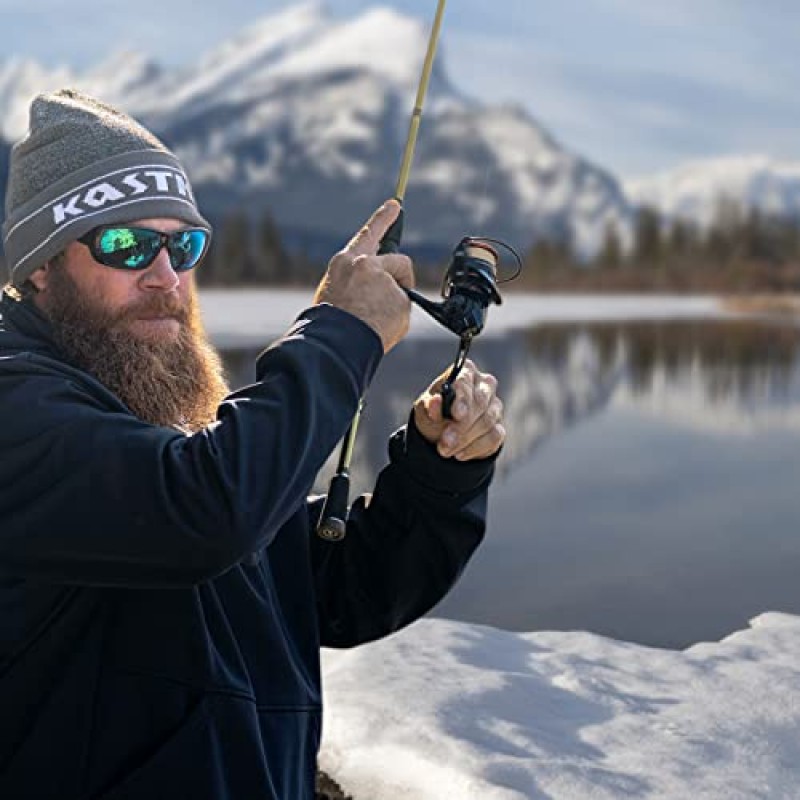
[196,210,321,288]
[196,211,446,289]
[2,202,800,294]
[519,201,800,293]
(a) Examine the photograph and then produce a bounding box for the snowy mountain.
[625,155,800,229]
[0,3,630,259]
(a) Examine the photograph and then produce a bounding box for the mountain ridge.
[0,4,628,260]
[625,155,800,228]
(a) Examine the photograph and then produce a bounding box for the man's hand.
[313,200,414,354]
[413,360,505,461]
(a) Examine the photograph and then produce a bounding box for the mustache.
[114,294,189,324]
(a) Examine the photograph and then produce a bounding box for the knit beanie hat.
[2,88,210,287]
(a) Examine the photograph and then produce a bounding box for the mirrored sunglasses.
[77,226,211,272]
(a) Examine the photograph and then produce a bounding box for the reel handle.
[441,382,456,420]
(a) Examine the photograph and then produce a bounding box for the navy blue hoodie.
[0,293,492,799]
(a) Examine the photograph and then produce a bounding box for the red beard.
[43,267,229,432]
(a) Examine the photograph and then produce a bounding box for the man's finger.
[454,368,495,427]
[423,392,444,424]
[345,199,402,257]
[379,253,415,290]
[458,396,504,446]
[449,372,476,422]
[451,424,506,461]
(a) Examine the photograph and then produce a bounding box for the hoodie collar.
[0,290,62,359]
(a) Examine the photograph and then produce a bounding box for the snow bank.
[320,614,800,799]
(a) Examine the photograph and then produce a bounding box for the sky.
[1,0,799,178]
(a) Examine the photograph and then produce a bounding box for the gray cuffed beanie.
[2,88,210,287]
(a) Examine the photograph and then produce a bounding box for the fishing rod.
[316,0,522,542]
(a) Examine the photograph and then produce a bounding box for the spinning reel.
[404,235,521,418]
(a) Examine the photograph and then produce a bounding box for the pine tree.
[741,208,777,264]
[524,237,572,273]
[632,205,663,269]
[666,218,700,270]
[255,210,289,285]
[217,212,253,286]
[596,221,623,270]
[703,196,744,268]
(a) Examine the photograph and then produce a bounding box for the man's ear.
[28,264,49,293]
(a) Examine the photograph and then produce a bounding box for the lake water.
[221,311,800,650]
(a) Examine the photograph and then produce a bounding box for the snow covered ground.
[199,290,725,347]
[320,614,800,800]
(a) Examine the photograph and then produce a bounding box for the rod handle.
[316,473,351,542]
[378,205,404,254]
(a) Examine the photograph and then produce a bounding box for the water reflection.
[561,320,796,396]
[527,320,799,386]
[218,317,800,648]
[525,320,800,435]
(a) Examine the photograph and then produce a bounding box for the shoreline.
[198,290,729,348]
[720,292,800,316]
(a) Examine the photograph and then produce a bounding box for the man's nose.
[139,248,179,292]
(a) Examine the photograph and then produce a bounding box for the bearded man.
[0,89,505,799]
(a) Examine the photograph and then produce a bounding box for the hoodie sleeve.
[310,414,497,648]
[0,305,382,588]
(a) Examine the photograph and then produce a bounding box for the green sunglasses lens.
[167,230,209,271]
[97,228,162,269]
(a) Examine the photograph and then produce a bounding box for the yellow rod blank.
[333,0,448,483]
[394,0,448,202]
[341,398,364,468]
